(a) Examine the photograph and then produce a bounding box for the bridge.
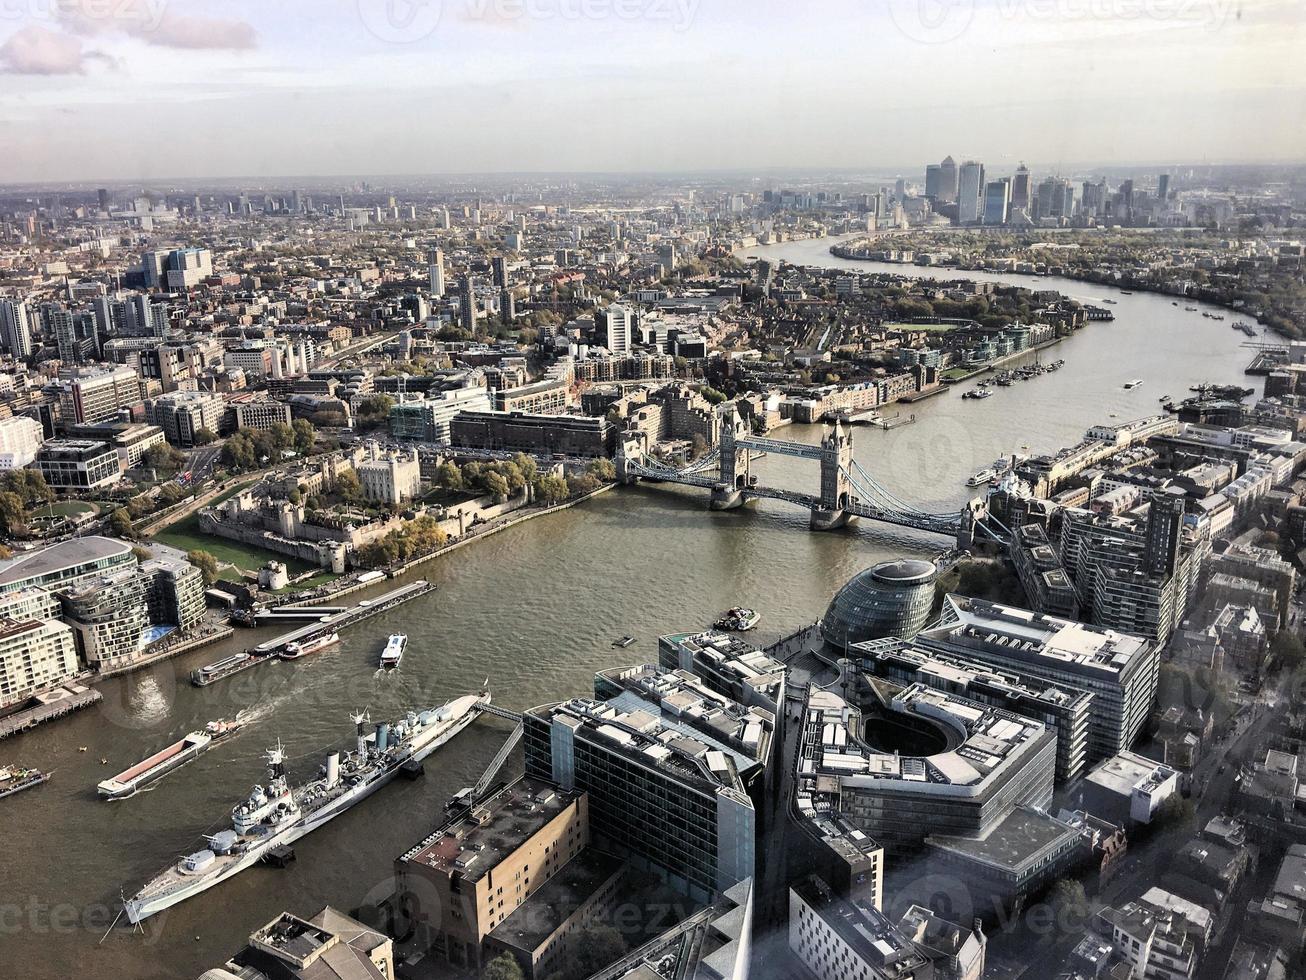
[617,409,1007,548]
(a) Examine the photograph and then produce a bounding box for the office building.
[1081,751,1180,826]
[852,638,1091,783]
[0,299,33,360]
[0,616,79,711]
[0,415,44,469]
[451,411,612,458]
[982,178,1011,225]
[797,684,1055,857]
[789,875,934,980]
[919,595,1158,763]
[1009,523,1079,619]
[657,630,786,715]
[65,421,165,471]
[63,366,140,425]
[601,304,634,355]
[145,390,225,447]
[395,777,590,974]
[230,399,293,433]
[1011,163,1031,211]
[388,385,493,444]
[35,439,123,490]
[820,559,937,650]
[0,536,136,595]
[925,155,958,204]
[957,161,985,223]
[491,254,507,288]
[523,690,757,904]
[428,248,445,297]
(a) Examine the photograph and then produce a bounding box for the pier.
[192,580,437,686]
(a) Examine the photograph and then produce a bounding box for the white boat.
[281,632,339,660]
[122,691,487,924]
[1124,379,1144,390]
[381,633,406,669]
[966,469,995,487]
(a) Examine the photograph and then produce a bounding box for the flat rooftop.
[0,536,134,589]
[489,849,624,953]
[400,777,581,882]
[928,806,1081,873]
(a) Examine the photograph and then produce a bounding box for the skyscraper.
[459,276,478,333]
[1011,163,1031,211]
[1144,487,1186,578]
[957,160,985,223]
[427,249,445,297]
[491,254,507,289]
[0,300,33,361]
[983,178,1011,225]
[1157,173,1171,202]
[924,164,942,200]
[602,304,633,355]
[937,155,958,203]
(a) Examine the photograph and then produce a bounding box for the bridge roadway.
[626,458,964,539]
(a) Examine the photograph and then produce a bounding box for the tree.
[481,953,524,980]
[267,422,296,452]
[288,489,303,506]
[292,418,317,454]
[109,507,133,538]
[513,452,538,483]
[1046,879,1090,940]
[157,484,185,507]
[142,443,186,477]
[194,427,217,446]
[222,432,257,470]
[187,549,220,585]
[587,458,616,482]
[533,474,569,505]
[334,468,362,505]
[483,471,510,501]
[688,433,709,460]
[0,470,52,508]
[436,461,463,491]
[0,490,25,531]
[1272,631,1306,672]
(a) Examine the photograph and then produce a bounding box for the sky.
[0,0,1304,183]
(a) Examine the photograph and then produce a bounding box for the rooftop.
[0,536,134,590]
[399,777,582,882]
[927,806,1083,874]
[792,876,931,979]
[489,849,624,953]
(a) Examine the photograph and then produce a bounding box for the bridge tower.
[710,408,751,510]
[811,420,855,530]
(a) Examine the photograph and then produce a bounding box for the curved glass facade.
[820,559,937,650]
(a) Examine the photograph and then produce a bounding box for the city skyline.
[1,0,1304,182]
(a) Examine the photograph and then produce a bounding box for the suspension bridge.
[616,409,1008,548]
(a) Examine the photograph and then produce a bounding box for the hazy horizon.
[2,0,1304,183]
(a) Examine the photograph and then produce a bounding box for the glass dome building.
[820,559,938,650]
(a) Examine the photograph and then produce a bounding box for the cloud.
[146,12,257,50]
[57,1,257,51]
[0,25,91,75]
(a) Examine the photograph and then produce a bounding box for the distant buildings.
[957,161,985,224]
[145,390,224,447]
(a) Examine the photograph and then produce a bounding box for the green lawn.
[149,480,317,575]
[44,500,98,518]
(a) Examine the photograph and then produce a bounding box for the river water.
[3,235,1255,979]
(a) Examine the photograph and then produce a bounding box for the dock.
[0,683,102,740]
[192,580,437,686]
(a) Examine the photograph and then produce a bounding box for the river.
[3,236,1255,979]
